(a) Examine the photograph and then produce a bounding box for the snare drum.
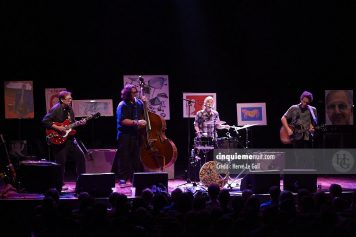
[194,136,215,148]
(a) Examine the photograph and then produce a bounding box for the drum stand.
[177,147,207,192]
[225,167,248,190]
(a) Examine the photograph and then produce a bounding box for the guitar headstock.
[87,112,101,120]
[138,75,145,86]
[92,112,101,119]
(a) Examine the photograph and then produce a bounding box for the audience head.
[208,183,220,200]
[329,183,343,198]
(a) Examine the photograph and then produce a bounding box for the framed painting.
[4,81,34,119]
[123,75,170,119]
[72,99,114,117]
[236,102,267,126]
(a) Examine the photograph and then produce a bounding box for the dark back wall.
[1,0,356,172]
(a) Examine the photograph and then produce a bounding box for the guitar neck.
[68,121,81,129]
[67,116,91,129]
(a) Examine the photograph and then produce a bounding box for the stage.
[1,175,356,201]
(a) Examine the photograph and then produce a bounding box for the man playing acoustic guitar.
[281,90,318,148]
[281,91,318,169]
[42,90,86,191]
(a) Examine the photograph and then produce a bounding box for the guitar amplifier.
[86,149,116,173]
[18,160,62,193]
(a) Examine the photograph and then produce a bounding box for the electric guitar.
[280,123,326,144]
[46,112,100,145]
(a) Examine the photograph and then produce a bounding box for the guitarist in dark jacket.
[42,90,86,190]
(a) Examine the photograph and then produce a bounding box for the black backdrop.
[1,0,356,173]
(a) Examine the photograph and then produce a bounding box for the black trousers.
[111,134,143,181]
[51,138,86,185]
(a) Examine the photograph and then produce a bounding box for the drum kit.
[191,121,257,188]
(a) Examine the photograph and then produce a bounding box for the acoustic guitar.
[46,112,100,145]
[280,123,325,144]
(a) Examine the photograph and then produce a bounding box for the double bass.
[138,77,177,171]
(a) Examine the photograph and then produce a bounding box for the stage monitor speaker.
[133,172,168,196]
[18,160,62,193]
[240,170,281,194]
[283,169,317,193]
[76,172,115,197]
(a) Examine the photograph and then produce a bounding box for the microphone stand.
[178,98,207,191]
[177,99,217,193]
[182,98,194,184]
[245,127,250,148]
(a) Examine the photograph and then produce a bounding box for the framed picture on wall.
[72,99,114,117]
[123,75,170,119]
[236,102,267,126]
[4,81,34,119]
[182,92,217,118]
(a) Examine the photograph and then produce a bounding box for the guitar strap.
[308,106,318,126]
[64,107,72,122]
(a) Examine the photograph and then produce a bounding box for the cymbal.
[230,124,257,130]
[204,120,226,125]
[241,124,257,129]
[216,125,230,130]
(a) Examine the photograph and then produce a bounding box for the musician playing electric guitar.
[281,90,318,148]
[42,90,86,191]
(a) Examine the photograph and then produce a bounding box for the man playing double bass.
[111,84,147,186]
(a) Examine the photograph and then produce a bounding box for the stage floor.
[1,175,356,201]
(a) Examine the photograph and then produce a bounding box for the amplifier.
[86,149,116,173]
